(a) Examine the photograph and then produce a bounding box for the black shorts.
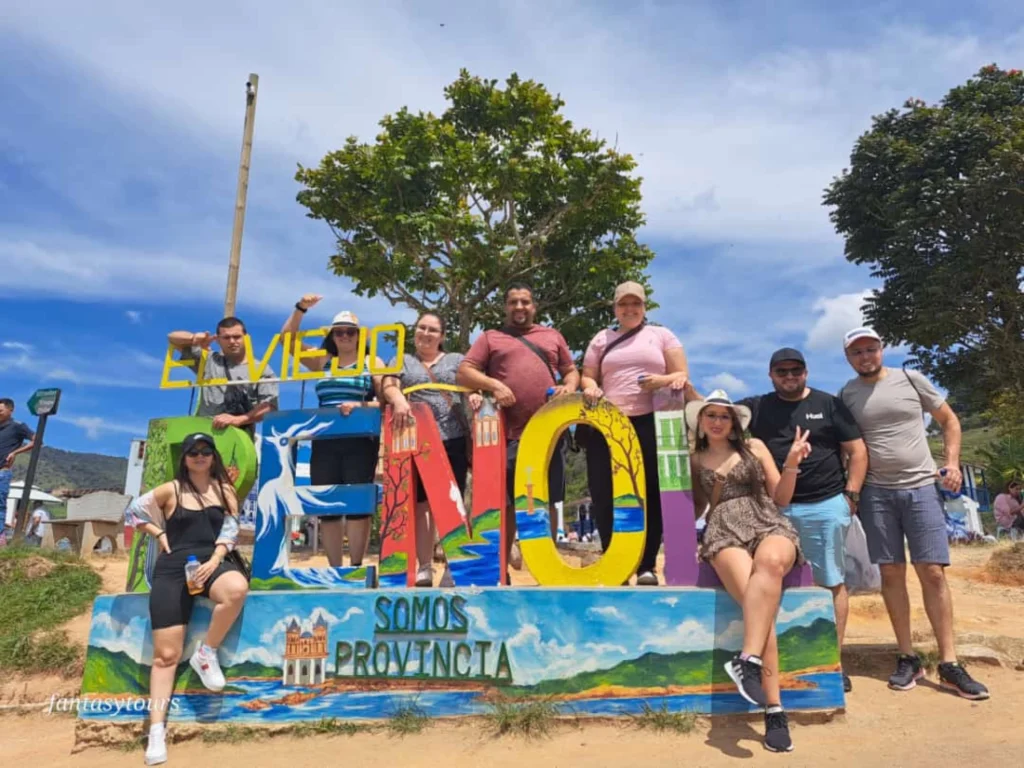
[149,548,241,630]
[415,437,470,502]
[310,436,380,521]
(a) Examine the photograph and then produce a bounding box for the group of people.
[109,279,996,763]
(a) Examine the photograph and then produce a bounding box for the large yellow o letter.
[514,394,645,586]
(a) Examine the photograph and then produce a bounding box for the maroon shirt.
[463,325,575,440]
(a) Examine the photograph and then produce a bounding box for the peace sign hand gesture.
[784,425,812,469]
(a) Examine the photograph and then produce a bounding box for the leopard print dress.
[696,454,804,564]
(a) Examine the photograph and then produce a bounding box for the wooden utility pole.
[224,73,259,317]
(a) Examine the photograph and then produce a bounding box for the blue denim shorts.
[859,483,950,566]
[784,493,851,588]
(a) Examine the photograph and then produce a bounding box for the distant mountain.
[11,446,127,493]
[82,646,275,696]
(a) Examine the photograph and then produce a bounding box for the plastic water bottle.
[185,555,202,595]
[938,468,962,501]
[546,387,556,400]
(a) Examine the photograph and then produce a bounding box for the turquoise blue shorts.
[783,493,851,588]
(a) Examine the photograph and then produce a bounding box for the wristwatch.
[844,490,860,505]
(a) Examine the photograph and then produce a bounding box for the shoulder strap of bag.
[901,365,926,409]
[597,321,647,373]
[421,355,455,409]
[498,330,558,384]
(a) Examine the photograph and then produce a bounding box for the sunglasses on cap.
[186,447,214,458]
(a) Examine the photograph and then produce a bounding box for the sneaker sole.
[888,669,925,691]
[939,680,990,701]
[724,661,765,707]
[145,752,168,766]
[189,654,225,692]
[764,741,794,753]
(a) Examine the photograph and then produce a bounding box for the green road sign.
[28,388,62,417]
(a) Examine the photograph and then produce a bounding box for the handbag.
[225,548,251,581]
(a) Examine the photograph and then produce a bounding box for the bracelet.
[295,302,308,313]
[783,466,800,474]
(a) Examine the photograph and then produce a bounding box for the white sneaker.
[636,570,658,586]
[189,644,225,691]
[144,725,167,765]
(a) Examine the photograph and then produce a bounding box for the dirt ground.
[3,544,1024,767]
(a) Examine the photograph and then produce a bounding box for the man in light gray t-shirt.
[839,327,987,701]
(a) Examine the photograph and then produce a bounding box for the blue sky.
[2,1,1022,457]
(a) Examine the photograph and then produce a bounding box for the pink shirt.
[994,493,1023,528]
[583,325,683,416]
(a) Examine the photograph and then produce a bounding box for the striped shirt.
[315,359,378,406]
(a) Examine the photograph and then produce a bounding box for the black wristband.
[295,302,308,313]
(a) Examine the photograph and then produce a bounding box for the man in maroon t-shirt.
[458,284,579,571]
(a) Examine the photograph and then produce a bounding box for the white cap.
[331,311,359,327]
[843,327,882,349]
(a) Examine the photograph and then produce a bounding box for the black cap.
[769,347,806,368]
[181,432,216,454]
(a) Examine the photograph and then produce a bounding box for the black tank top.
[166,482,227,552]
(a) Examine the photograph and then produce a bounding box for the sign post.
[13,388,61,541]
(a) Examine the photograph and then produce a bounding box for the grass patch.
[201,725,268,744]
[387,703,430,735]
[0,546,101,675]
[629,702,698,734]
[485,696,563,738]
[116,735,146,753]
[290,718,366,738]
[915,647,941,671]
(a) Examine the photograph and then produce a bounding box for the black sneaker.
[938,662,990,701]
[764,706,793,752]
[725,654,767,707]
[842,671,852,693]
[888,654,924,691]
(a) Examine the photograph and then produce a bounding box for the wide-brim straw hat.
[683,389,752,433]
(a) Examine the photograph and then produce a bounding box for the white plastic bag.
[844,515,881,594]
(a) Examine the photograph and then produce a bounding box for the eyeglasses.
[702,413,733,423]
[332,328,359,338]
[773,367,806,378]
[186,448,214,458]
[848,346,881,357]
[416,325,442,334]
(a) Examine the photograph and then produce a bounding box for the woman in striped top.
[283,294,386,567]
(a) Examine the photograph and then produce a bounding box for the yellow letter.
[514,395,645,586]
[292,329,329,381]
[328,328,368,378]
[160,344,198,390]
[246,332,286,382]
[368,323,406,375]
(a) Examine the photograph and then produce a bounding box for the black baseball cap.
[181,432,216,454]
[769,348,806,368]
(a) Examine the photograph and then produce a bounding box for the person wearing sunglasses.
[737,348,867,694]
[283,294,387,567]
[124,432,247,766]
[380,312,483,586]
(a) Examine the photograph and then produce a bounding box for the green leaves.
[296,70,653,353]
[824,65,1024,410]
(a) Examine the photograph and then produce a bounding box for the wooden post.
[224,73,259,317]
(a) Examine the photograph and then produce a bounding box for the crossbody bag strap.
[597,321,646,374]
[421,356,455,409]
[498,330,558,384]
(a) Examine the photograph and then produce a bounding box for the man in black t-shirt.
[739,348,868,693]
[0,397,36,540]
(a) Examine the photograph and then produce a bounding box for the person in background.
[26,502,50,546]
[994,480,1024,533]
[0,397,35,541]
[580,281,690,585]
[738,347,867,693]
[167,317,279,437]
[687,391,810,753]
[283,295,386,568]
[124,432,248,767]
[381,312,482,586]
[840,327,988,700]
[457,283,579,581]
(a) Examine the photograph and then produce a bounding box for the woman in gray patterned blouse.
[381,313,482,586]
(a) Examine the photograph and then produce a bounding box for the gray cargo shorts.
[859,483,950,566]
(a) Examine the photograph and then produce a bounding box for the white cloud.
[90,612,150,664]
[703,372,749,395]
[655,596,679,607]
[259,607,357,645]
[584,642,628,655]
[805,291,872,352]
[586,605,626,621]
[57,415,147,440]
[1,341,32,352]
[640,617,744,653]
[230,645,281,668]
[776,595,832,625]
[125,310,142,324]
[465,605,496,636]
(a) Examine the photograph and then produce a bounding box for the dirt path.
[2,544,1022,766]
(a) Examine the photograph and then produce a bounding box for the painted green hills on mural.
[82,646,269,694]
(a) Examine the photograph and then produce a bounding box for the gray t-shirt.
[839,367,944,489]
[181,346,279,419]
[387,352,469,440]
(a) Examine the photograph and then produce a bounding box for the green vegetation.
[82,645,275,694]
[929,426,999,468]
[485,696,564,738]
[11,446,128,492]
[0,546,101,674]
[630,702,698,734]
[202,725,267,744]
[290,718,367,738]
[386,703,430,735]
[249,575,304,591]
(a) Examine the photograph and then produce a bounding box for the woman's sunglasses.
[186,448,214,458]
[332,328,360,338]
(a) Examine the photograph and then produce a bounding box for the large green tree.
[824,65,1024,413]
[295,70,654,353]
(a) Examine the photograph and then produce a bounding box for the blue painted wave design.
[447,528,502,586]
[613,505,645,533]
[516,509,552,541]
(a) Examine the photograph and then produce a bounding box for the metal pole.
[13,413,48,541]
[224,73,259,318]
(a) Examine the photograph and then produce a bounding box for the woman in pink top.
[579,281,691,585]
[994,480,1024,532]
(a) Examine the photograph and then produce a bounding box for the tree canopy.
[295,70,654,353]
[824,65,1024,414]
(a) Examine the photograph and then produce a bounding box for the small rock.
[956,645,1004,667]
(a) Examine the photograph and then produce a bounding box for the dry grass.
[985,543,1024,586]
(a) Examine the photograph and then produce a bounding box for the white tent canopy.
[5,482,63,527]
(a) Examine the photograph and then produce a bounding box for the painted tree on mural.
[380,449,414,545]
[577,402,645,503]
